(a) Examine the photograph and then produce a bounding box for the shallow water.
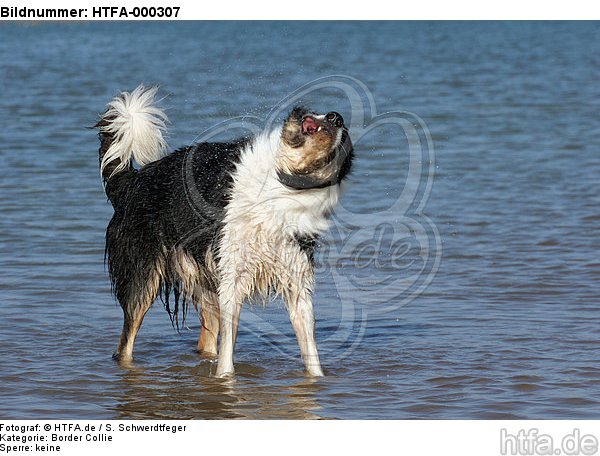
[0,21,599,419]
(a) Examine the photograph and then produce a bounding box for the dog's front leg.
[288,290,324,377]
[285,263,324,377]
[215,280,243,378]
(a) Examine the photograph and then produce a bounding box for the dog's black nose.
[326,112,344,128]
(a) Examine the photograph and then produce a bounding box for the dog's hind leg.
[113,305,151,363]
[195,289,220,357]
[113,272,161,363]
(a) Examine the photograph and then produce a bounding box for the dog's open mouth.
[302,116,324,135]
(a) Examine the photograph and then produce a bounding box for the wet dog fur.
[95,86,353,377]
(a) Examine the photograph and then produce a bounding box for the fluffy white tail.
[99,85,168,177]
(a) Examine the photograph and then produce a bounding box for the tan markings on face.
[279,120,337,176]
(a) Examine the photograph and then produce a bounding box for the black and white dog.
[96,86,353,377]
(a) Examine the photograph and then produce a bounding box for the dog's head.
[277,106,353,190]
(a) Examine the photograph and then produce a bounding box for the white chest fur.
[217,129,340,299]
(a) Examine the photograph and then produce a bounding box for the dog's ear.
[286,106,310,122]
[282,107,308,148]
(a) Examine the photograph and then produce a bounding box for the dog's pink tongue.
[302,116,319,134]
